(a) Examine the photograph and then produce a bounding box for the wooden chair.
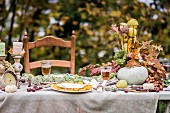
[23,31,76,74]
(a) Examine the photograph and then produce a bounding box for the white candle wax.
[0,42,5,56]
[143,83,154,90]
[13,42,23,55]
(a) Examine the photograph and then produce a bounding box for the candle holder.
[0,55,6,76]
[12,55,23,79]
[12,55,23,88]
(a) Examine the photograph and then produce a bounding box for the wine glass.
[163,62,170,79]
[41,61,52,76]
[100,66,112,88]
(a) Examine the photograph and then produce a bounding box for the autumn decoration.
[79,18,165,88]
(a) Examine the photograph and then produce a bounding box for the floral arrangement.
[79,18,166,88]
[78,62,119,77]
[110,18,139,53]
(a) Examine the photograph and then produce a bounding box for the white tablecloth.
[0,87,160,113]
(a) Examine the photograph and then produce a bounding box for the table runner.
[0,89,159,113]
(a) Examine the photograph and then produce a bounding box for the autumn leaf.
[90,67,101,76]
[151,59,165,72]
[128,51,139,60]
[141,40,152,46]
[153,45,163,51]
[126,59,141,67]
[8,48,13,54]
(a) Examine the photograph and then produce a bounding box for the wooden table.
[0,87,165,113]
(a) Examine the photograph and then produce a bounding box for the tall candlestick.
[0,42,5,56]
[13,42,23,55]
[0,56,6,76]
[12,55,23,89]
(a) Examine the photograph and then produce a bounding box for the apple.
[124,89,128,93]
[20,79,26,83]
[31,88,36,92]
[27,88,32,92]
[1,88,5,91]
[34,86,40,90]
[39,86,43,89]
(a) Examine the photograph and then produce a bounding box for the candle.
[0,42,5,56]
[143,83,154,90]
[13,42,23,55]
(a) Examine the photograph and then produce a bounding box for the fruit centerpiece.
[79,18,166,89]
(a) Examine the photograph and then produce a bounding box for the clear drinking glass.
[100,66,112,87]
[163,62,170,78]
[41,61,51,76]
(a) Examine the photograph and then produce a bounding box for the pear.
[116,80,127,88]
[127,18,139,28]
[128,28,137,37]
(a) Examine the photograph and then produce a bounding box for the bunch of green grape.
[114,50,127,66]
[2,60,15,72]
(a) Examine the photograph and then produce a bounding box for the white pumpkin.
[117,66,148,85]
[5,85,17,93]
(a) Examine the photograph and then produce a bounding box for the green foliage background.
[0,0,169,74]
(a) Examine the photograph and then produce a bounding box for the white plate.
[163,87,170,91]
[50,74,64,78]
[40,82,58,85]
[58,83,85,89]
[51,87,92,93]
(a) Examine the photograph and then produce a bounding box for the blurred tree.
[0,0,169,73]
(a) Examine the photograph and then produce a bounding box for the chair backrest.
[23,31,75,74]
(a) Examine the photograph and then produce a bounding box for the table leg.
[157,100,170,113]
[164,101,170,113]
